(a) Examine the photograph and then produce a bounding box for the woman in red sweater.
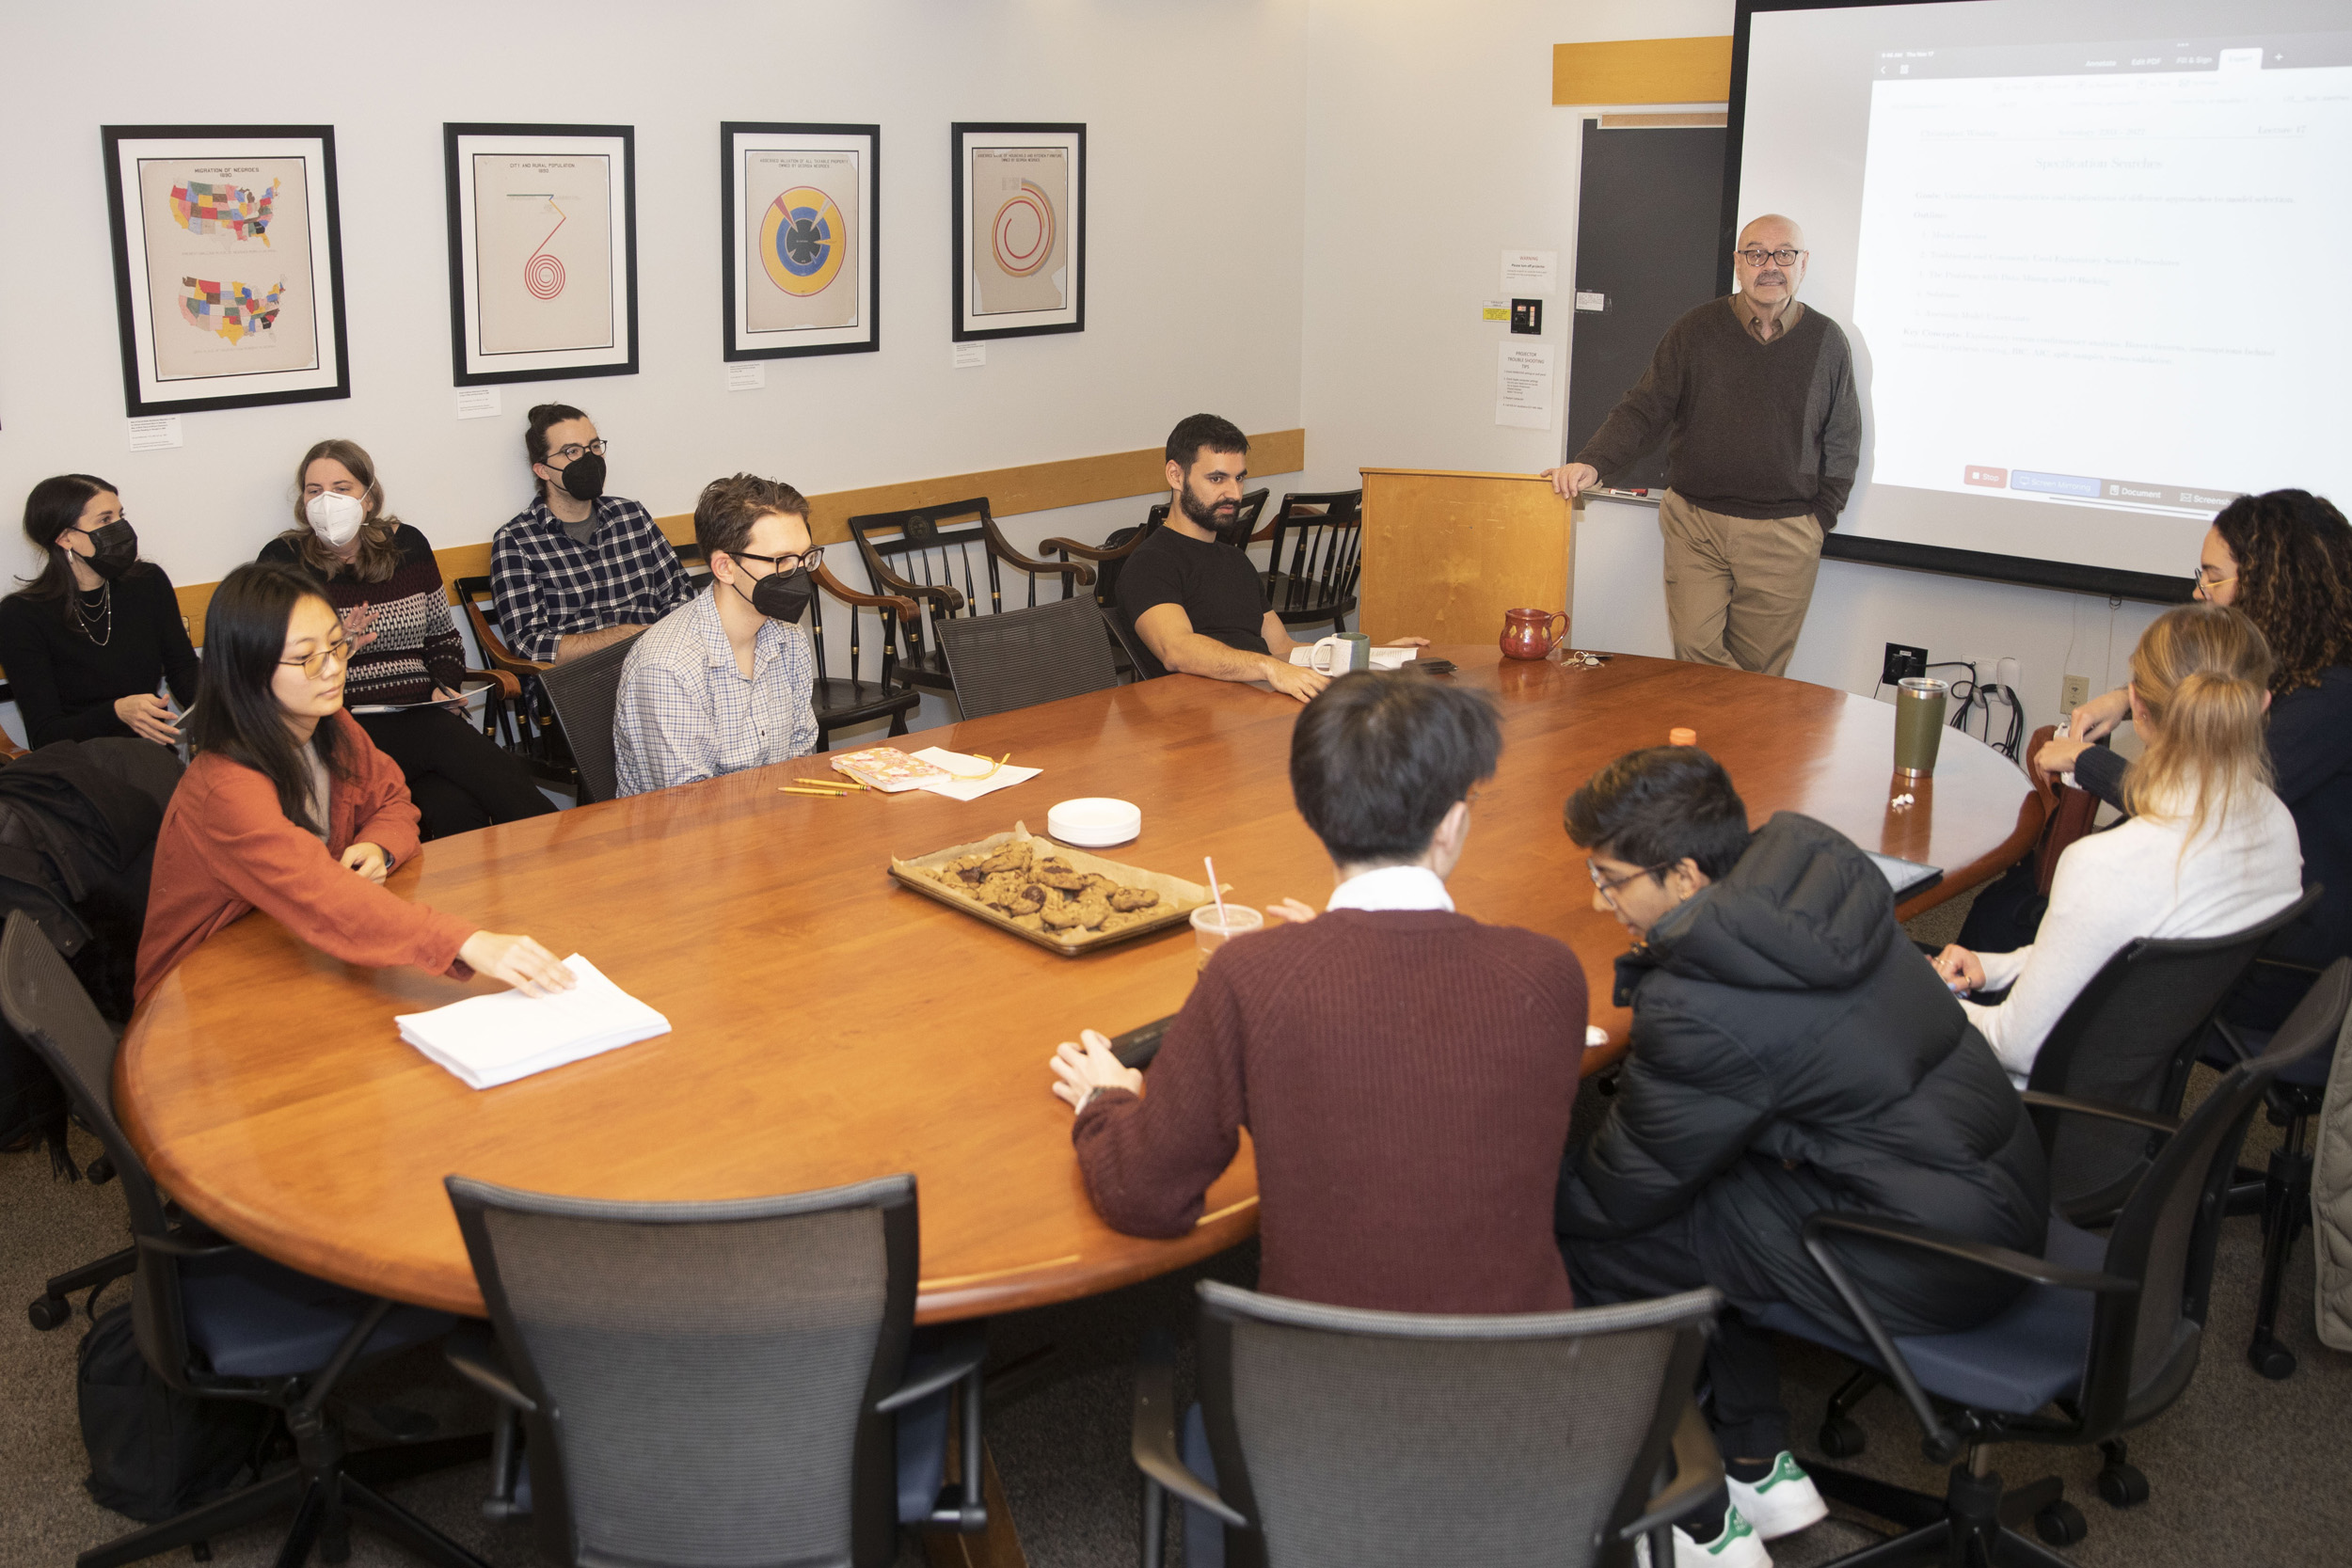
[135,562,573,1006]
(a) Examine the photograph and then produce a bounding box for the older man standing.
[1547,215,1861,677]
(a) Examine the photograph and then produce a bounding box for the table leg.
[924,1440,1025,1568]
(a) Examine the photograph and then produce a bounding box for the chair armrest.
[978,515,1095,586]
[136,1232,243,1260]
[1131,1327,1247,1527]
[1039,533,1143,564]
[466,669,522,703]
[1616,1400,1728,1544]
[877,1319,988,1413]
[445,1323,537,1414]
[1804,1212,2138,1297]
[866,562,966,616]
[0,728,24,761]
[814,563,919,624]
[461,600,551,677]
[2019,1091,2183,1138]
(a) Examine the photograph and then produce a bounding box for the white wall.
[1296,0,2174,739]
[0,0,1306,589]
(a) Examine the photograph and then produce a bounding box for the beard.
[1179,482,1247,540]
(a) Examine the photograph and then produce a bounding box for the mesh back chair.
[2023,885,2321,1222]
[847,498,1094,696]
[537,634,635,805]
[1260,491,1364,635]
[1755,962,2349,1566]
[443,1173,987,1568]
[0,912,469,1568]
[937,594,1120,720]
[1134,1282,1725,1568]
[1103,603,1163,682]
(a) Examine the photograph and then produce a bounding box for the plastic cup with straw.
[1190,855,1263,970]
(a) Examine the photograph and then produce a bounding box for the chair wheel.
[2248,1338,2296,1380]
[2095,1464,2149,1508]
[2034,1501,2088,1546]
[27,1295,69,1331]
[1818,1417,1867,1458]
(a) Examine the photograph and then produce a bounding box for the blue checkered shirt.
[489,495,695,663]
[612,588,818,798]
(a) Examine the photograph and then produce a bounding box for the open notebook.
[396,955,670,1090]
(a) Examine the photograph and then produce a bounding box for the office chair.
[1133,1281,1725,1568]
[1761,958,2350,1565]
[2022,886,2320,1220]
[937,594,1120,720]
[846,498,1094,696]
[1102,603,1163,682]
[443,1172,987,1568]
[0,911,471,1568]
[536,634,635,805]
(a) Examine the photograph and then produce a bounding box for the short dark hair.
[524,403,590,497]
[1290,672,1502,866]
[1165,413,1248,473]
[693,473,809,562]
[1565,747,1753,882]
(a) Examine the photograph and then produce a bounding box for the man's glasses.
[279,636,355,680]
[728,546,823,574]
[549,439,609,464]
[1736,246,1805,268]
[1588,858,1669,908]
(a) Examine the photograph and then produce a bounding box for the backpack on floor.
[76,1301,274,1522]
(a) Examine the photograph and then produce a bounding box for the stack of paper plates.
[1047,798,1142,847]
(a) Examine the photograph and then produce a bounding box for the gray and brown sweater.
[1574,295,1862,531]
[260,525,468,706]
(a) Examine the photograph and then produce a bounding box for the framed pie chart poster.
[723,122,879,361]
[953,122,1085,342]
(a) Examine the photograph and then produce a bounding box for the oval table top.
[119,647,2041,1323]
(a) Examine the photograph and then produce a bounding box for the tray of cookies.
[889,822,1221,956]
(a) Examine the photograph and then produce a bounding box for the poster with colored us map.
[968,148,1069,316]
[743,150,859,332]
[470,153,614,355]
[135,157,320,381]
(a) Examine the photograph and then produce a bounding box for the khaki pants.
[1658,490,1823,678]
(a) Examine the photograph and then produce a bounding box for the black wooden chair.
[808,564,921,750]
[847,498,1093,697]
[454,576,568,787]
[1260,489,1363,634]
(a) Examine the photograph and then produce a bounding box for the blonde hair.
[278,437,405,583]
[2120,604,2274,848]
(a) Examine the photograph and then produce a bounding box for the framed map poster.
[443,124,638,387]
[952,123,1085,342]
[101,125,350,417]
[722,122,879,361]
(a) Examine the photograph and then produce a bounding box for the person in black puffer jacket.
[1556,746,2047,1564]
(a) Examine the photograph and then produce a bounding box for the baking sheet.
[889,821,1222,957]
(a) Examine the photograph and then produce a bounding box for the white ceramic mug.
[1309,632,1372,673]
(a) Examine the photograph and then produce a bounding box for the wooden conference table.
[119,647,2042,1324]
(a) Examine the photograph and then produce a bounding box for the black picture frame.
[101,123,351,418]
[721,121,881,362]
[443,122,639,387]
[951,122,1086,342]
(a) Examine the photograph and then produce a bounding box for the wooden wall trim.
[168,428,1306,645]
[1552,37,1732,107]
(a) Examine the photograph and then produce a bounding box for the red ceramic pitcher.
[1501,608,1568,660]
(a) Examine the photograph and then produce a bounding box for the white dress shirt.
[1326,863,1455,912]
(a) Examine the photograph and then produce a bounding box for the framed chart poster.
[951,122,1085,342]
[101,125,350,417]
[443,124,638,386]
[722,122,878,361]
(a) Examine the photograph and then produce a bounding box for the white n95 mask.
[305,491,367,546]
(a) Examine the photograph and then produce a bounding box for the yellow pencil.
[778,786,849,798]
[795,776,866,790]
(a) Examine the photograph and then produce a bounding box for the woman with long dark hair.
[0,474,199,749]
[136,562,572,1005]
[259,437,552,838]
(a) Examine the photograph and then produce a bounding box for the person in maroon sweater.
[1049,671,1589,1316]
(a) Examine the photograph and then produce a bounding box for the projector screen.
[1731,0,2352,594]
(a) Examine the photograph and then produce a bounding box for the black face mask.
[556,452,607,501]
[82,520,140,581]
[747,567,813,624]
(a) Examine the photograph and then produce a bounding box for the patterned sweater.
[261,525,468,705]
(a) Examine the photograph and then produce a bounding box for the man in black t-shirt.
[1120,414,1422,704]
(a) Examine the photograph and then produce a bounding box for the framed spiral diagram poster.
[952,122,1085,342]
[722,122,878,362]
[443,124,638,387]
[101,124,350,417]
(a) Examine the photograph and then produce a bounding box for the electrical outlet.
[1882,642,1929,685]
[2060,673,2092,715]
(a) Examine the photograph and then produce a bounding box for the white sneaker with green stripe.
[1632,1505,1772,1568]
[1724,1451,1828,1540]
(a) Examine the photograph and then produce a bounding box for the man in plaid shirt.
[490,404,694,665]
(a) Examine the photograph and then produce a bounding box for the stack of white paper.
[1287,646,1419,672]
[908,747,1042,802]
[396,955,671,1090]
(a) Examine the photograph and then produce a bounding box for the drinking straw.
[1205,856,1230,931]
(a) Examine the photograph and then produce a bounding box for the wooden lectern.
[1356,469,1576,645]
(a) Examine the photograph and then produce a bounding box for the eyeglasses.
[549,439,609,464]
[1736,246,1806,268]
[727,546,823,575]
[2191,570,2236,599]
[1588,858,1669,908]
[279,635,355,680]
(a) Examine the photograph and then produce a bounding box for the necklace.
[70,581,112,647]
